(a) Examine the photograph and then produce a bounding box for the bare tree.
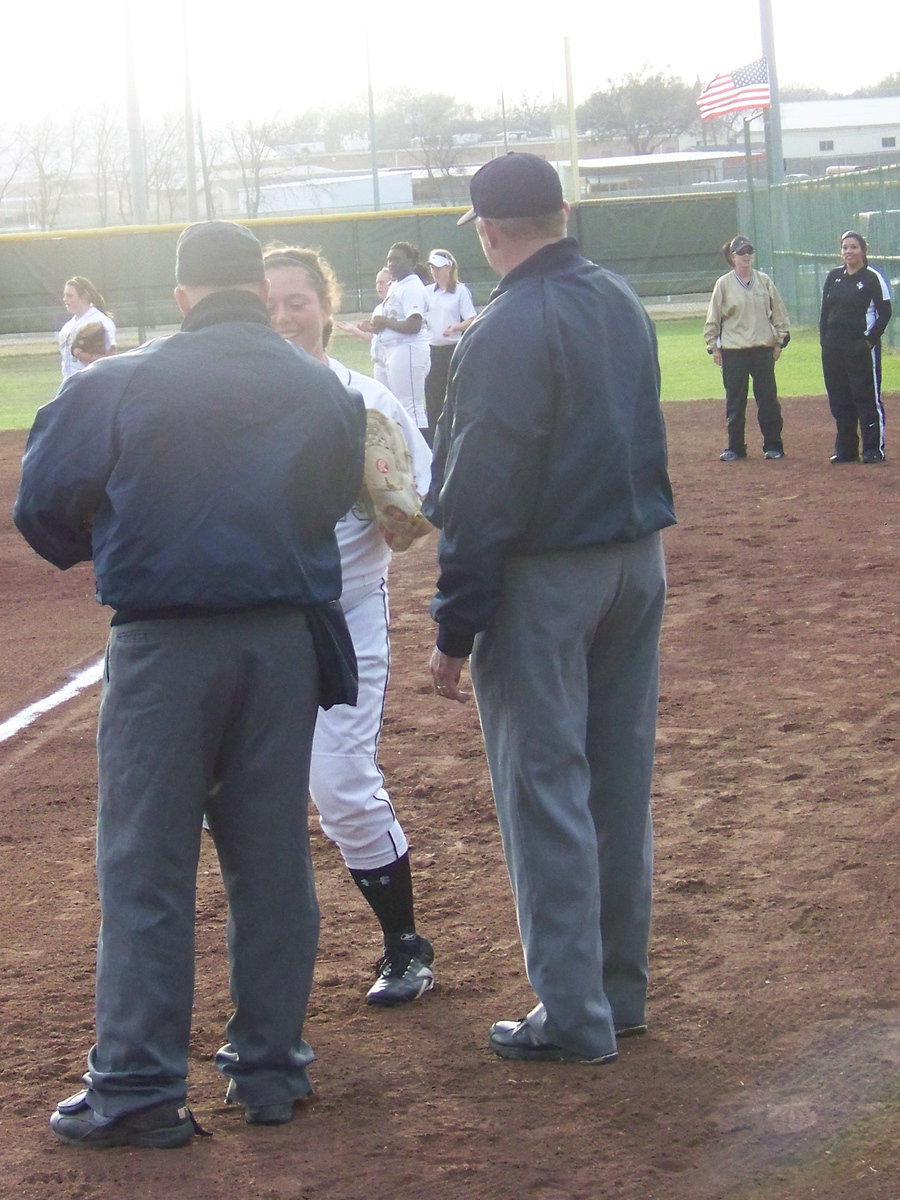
[378,91,473,204]
[228,119,282,218]
[197,121,227,219]
[144,115,185,223]
[17,119,83,230]
[0,128,30,225]
[502,92,565,136]
[84,107,125,226]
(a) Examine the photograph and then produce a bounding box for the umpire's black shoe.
[366,933,434,1006]
[50,1090,206,1148]
[489,1019,618,1064]
[614,1022,648,1038]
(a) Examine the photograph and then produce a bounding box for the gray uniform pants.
[86,608,321,1117]
[470,534,666,1059]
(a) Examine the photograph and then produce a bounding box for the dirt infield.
[1,397,898,1200]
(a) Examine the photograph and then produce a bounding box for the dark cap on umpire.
[175,220,266,286]
[457,152,565,226]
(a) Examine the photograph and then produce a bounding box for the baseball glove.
[70,321,107,360]
[360,409,428,551]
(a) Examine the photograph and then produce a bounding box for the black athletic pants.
[821,340,885,459]
[424,344,454,446]
[721,346,783,456]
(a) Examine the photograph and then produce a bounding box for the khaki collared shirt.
[704,269,790,352]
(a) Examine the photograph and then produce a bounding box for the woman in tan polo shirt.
[704,235,791,461]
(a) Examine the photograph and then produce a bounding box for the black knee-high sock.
[349,851,416,942]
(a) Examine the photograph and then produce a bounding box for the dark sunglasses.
[734,246,754,255]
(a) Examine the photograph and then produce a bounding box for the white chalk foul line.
[0,657,104,744]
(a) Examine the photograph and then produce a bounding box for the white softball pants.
[384,341,429,430]
[308,576,409,871]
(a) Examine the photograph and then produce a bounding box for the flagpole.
[759,0,784,183]
[743,118,758,249]
[564,37,580,205]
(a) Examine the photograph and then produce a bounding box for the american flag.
[697,58,771,120]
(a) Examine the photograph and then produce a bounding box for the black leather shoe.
[614,1022,648,1038]
[50,1090,205,1148]
[224,1079,311,1125]
[489,1019,618,1064]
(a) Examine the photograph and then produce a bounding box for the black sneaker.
[366,934,434,1006]
[830,453,859,464]
[862,449,886,464]
[50,1090,207,1149]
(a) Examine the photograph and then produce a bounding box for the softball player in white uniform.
[59,276,117,379]
[264,245,435,1006]
[368,243,430,430]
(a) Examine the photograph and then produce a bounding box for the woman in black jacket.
[820,230,892,464]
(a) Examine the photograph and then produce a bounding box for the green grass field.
[2,320,897,432]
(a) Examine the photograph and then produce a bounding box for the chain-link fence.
[739,164,900,351]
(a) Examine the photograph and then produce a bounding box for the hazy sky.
[4,0,898,128]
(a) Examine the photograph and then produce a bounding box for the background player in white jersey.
[337,267,392,387]
[264,245,435,1005]
[58,276,117,379]
[363,242,430,431]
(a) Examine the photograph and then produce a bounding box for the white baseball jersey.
[58,306,117,379]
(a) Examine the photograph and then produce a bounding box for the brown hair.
[66,275,112,317]
[262,243,342,344]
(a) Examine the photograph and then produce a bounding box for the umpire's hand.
[429,648,470,703]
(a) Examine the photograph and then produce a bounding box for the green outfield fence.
[740,163,900,352]
[0,194,739,336]
[1,172,897,343]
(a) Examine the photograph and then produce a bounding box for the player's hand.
[429,648,470,703]
[772,345,782,362]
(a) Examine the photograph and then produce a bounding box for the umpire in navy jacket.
[15,221,365,1145]
[427,155,675,1065]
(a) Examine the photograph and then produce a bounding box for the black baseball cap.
[457,153,565,226]
[729,235,754,255]
[175,220,265,286]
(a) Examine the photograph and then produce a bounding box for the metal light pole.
[365,29,380,212]
[124,0,147,225]
[182,0,198,220]
[124,0,148,343]
[564,37,580,204]
[759,0,785,183]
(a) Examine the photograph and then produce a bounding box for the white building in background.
[741,97,900,174]
[247,170,414,215]
[781,98,900,159]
